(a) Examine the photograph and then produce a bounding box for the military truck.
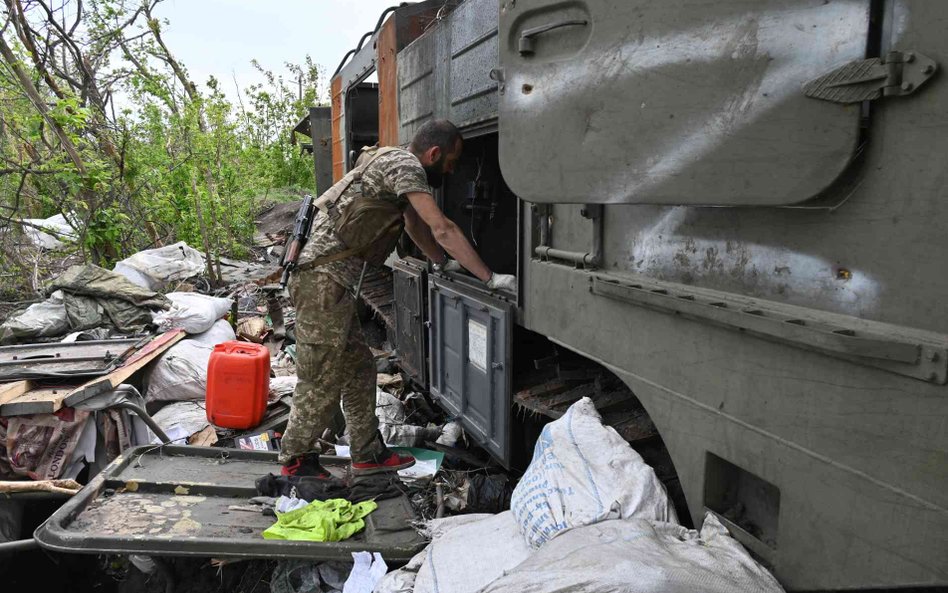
[311,0,947,589]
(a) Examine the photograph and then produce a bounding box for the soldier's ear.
[425,146,442,165]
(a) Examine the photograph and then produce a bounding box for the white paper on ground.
[342,551,388,593]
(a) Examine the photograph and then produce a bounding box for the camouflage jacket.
[299,147,430,288]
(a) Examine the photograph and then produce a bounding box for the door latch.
[804,50,937,104]
[519,19,588,55]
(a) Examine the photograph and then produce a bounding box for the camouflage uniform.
[279,148,430,464]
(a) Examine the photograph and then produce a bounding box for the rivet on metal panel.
[901,82,914,92]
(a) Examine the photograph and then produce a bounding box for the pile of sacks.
[378,398,785,593]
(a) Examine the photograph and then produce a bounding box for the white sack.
[0,291,69,342]
[188,318,237,346]
[144,320,235,402]
[412,511,534,593]
[151,292,233,334]
[375,514,493,593]
[482,515,785,593]
[510,397,677,549]
[22,213,76,249]
[113,241,205,290]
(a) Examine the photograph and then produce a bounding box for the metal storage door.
[393,259,428,388]
[497,0,873,206]
[428,276,512,465]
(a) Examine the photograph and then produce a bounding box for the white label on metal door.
[468,319,487,371]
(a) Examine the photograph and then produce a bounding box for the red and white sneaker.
[351,449,416,476]
[281,453,332,479]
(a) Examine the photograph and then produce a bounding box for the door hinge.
[803,50,937,104]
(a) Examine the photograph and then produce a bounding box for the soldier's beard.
[424,157,446,189]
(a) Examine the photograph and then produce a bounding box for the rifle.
[264,194,316,289]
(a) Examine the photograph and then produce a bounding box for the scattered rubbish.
[21,213,76,249]
[144,320,235,402]
[237,316,269,343]
[112,241,205,291]
[206,341,271,429]
[147,401,210,445]
[237,429,282,452]
[442,472,513,514]
[376,372,403,391]
[435,421,462,447]
[479,515,785,593]
[128,555,157,575]
[333,444,443,483]
[272,347,297,376]
[188,425,218,447]
[269,375,298,401]
[0,478,82,495]
[375,389,440,447]
[152,291,233,334]
[510,397,677,549]
[270,559,351,593]
[262,498,378,542]
[342,551,388,593]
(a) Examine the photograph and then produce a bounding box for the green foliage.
[0,0,322,289]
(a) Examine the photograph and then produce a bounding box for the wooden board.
[0,330,186,416]
[0,380,35,406]
[0,386,72,416]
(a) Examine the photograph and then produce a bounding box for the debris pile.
[0,229,785,593]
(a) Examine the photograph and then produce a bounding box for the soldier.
[280,119,516,477]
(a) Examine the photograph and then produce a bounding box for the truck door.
[498,0,875,206]
[428,276,513,465]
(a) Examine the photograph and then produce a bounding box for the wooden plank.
[0,330,186,416]
[0,387,71,416]
[0,380,34,406]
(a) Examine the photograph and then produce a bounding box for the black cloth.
[255,473,405,504]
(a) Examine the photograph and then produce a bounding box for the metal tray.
[34,445,427,562]
[0,338,144,381]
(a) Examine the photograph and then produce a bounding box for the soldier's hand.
[486,273,517,292]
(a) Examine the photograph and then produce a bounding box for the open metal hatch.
[393,258,428,388]
[428,276,513,466]
[497,0,874,205]
[34,446,426,562]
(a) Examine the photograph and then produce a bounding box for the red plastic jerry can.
[206,341,270,429]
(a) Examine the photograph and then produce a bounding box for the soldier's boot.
[351,447,416,476]
[281,452,332,479]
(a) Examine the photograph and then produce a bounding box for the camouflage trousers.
[278,270,382,464]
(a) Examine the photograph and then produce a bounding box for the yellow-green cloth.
[262,498,377,542]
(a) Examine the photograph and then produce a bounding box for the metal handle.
[519,19,588,55]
